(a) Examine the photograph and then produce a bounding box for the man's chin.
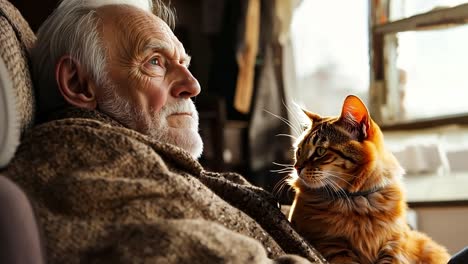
[162,127,204,158]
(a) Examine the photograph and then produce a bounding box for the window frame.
[369,0,468,128]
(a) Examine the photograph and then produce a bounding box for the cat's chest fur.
[289,185,408,263]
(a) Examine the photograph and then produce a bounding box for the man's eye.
[149,57,160,66]
[142,56,165,77]
[315,147,327,157]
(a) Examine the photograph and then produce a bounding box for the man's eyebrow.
[144,41,191,66]
[144,41,169,52]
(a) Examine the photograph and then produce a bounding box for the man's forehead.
[97,5,186,59]
[98,5,168,34]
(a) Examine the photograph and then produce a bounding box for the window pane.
[390,0,468,22]
[394,25,468,120]
[290,0,369,117]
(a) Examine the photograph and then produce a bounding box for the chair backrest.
[0,0,36,168]
[0,4,44,262]
[0,175,45,264]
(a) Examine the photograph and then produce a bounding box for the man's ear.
[55,56,97,109]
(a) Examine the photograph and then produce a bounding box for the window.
[290,0,468,125]
[371,0,468,124]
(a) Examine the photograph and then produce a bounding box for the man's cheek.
[144,79,169,112]
[145,87,167,112]
[150,96,165,112]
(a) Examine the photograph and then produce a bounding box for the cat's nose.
[295,165,303,174]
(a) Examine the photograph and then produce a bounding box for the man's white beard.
[98,81,204,158]
[144,100,204,159]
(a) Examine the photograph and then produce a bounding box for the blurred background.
[10,0,468,255]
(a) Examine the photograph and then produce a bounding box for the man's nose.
[170,66,201,99]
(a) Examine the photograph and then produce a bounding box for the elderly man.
[4,0,326,263]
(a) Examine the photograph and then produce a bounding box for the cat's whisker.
[272,170,295,175]
[285,183,295,201]
[282,99,304,137]
[275,164,294,170]
[329,177,351,202]
[272,162,294,168]
[271,167,294,172]
[273,177,293,199]
[331,180,352,205]
[327,178,342,202]
[338,189,350,204]
[290,101,310,128]
[326,179,340,201]
[275,134,297,140]
[320,172,354,187]
[272,178,285,195]
[319,174,351,204]
[316,171,345,181]
[263,109,302,136]
[322,171,358,178]
[321,178,336,201]
[270,167,294,172]
[274,169,294,174]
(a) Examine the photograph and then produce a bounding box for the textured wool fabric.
[0,0,36,134]
[3,108,327,264]
[0,0,36,167]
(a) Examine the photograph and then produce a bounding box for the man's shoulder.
[9,110,203,177]
[28,108,153,148]
[26,115,145,150]
[9,114,159,172]
[3,114,175,192]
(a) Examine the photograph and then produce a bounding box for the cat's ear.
[339,95,371,141]
[302,109,321,122]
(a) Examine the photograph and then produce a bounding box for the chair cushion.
[0,0,36,167]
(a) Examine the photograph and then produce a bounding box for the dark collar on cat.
[315,185,384,198]
[345,186,384,197]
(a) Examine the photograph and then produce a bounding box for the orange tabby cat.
[288,95,450,264]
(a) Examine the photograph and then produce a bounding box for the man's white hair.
[31,0,175,117]
[84,0,152,11]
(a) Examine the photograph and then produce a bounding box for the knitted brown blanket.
[3,108,327,263]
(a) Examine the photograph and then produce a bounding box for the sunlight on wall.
[290,0,369,117]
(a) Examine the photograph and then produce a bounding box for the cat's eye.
[316,147,327,157]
